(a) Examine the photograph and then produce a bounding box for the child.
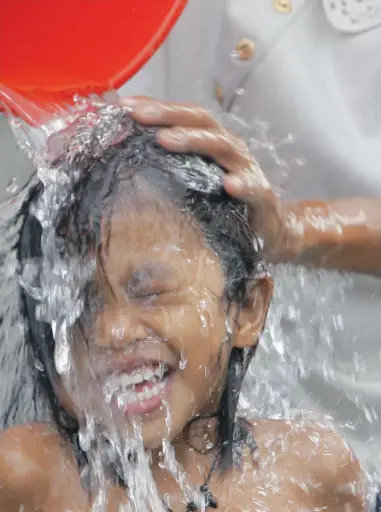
[0,105,365,511]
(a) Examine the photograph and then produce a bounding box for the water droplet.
[179,353,188,370]
[295,157,306,166]
[5,177,20,195]
[286,133,295,143]
[34,359,44,372]
[112,323,125,341]
[79,427,91,452]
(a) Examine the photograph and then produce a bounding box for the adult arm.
[276,198,381,275]
[122,97,381,276]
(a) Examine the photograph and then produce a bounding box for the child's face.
[67,189,270,449]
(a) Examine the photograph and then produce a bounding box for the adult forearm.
[276,199,381,275]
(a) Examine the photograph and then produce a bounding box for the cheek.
[195,294,228,348]
[180,297,226,351]
[177,299,228,391]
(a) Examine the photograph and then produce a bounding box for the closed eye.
[125,265,179,301]
[127,290,174,310]
[131,290,163,299]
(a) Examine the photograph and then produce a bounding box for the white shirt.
[121,0,381,474]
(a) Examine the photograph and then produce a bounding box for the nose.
[95,303,150,348]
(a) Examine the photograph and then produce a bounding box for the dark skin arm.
[121,97,381,276]
[281,199,381,274]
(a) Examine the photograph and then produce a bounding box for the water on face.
[0,97,378,510]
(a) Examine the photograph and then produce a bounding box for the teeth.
[140,388,152,400]
[153,364,167,379]
[108,365,168,388]
[117,389,138,408]
[113,375,169,407]
[120,372,145,386]
[143,369,154,381]
[131,372,145,385]
[104,364,171,407]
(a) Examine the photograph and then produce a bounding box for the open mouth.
[103,362,174,416]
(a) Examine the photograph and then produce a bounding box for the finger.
[224,170,271,200]
[119,95,152,106]
[157,127,251,172]
[121,97,219,129]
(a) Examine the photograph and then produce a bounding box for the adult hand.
[121,97,297,262]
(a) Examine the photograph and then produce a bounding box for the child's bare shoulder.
[0,423,63,482]
[251,418,366,511]
[253,417,359,469]
[0,423,84,511]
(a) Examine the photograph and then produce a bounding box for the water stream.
[0,96,378,510]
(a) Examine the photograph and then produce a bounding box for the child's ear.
[233,275,273,349]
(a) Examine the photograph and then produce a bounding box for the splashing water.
[213,88,381,495]
[0,95,378,511]
[2,98,173,511]
[161,401,204,511]
[5,177,21,195]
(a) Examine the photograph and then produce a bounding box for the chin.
[102,369,199,449]
[122,409,192,452]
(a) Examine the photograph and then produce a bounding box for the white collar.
[322,0,381,33]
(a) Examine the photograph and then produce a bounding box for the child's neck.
[152,416,219,469]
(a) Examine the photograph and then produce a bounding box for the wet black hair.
[17,108,263,472]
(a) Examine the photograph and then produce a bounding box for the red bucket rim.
[0,0,188,124]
